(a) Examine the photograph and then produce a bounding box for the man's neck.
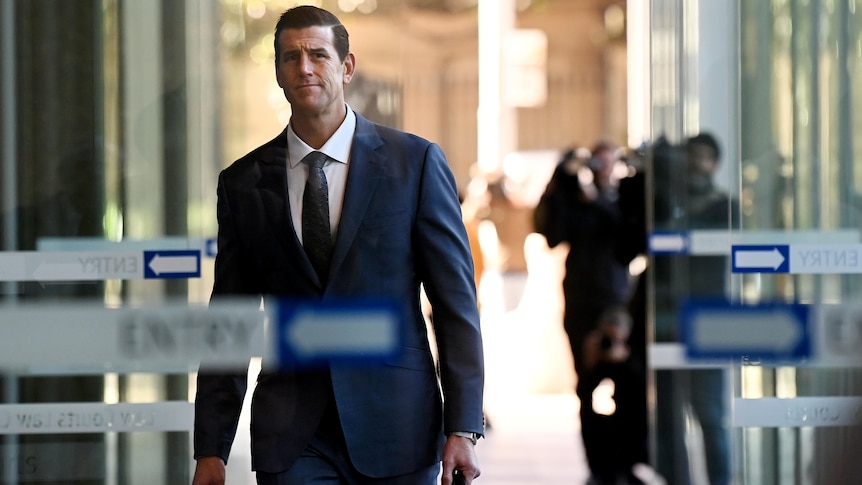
[290,104,347,149]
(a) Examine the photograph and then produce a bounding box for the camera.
[586,156,604,171]
[599,334,614,351]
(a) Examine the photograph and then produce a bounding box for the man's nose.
[299,54,313,73]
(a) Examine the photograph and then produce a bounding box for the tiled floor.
[478,392,587,485]
[476,249,589,484]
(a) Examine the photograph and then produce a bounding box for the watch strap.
[449,431,480,445]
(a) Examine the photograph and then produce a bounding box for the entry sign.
[732,245,790,273]
[681,299,811,361]
[274,299,403,367]
[732,243,862,274]
[143,250,201,279]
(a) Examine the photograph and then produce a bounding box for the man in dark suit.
[192,6,484,485]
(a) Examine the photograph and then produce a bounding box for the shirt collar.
[287,105,356,168]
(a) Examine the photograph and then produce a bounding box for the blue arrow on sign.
[274,298,403,367]
[680,299,810,362]
[732,245,790,273]
[143,250,201,279]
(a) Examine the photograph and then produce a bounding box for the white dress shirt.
[286,106,356,244]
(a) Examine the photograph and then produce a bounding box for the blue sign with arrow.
[732,245,790,273]
[143,250,201,279]
[680,299,810,362]
[273,298,403,367]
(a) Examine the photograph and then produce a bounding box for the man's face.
[591,148,617,186]
[275,25,355,116]
[687,143,718,177]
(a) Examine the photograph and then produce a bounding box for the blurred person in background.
[534,141,645,484]
[578,306,648,485]
[652,132,735,485]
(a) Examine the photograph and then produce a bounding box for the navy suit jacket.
[193,114,484,478]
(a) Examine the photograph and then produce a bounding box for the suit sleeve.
[193,171,252,463]
[413,143,485,436]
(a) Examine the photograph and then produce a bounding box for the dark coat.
[535,160,631,329]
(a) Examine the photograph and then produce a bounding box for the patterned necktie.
[301,151,332,282]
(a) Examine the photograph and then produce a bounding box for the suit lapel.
[329,115,385,279]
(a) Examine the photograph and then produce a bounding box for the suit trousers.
[256,382,440,485]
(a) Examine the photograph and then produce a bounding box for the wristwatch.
[449,431,480,445]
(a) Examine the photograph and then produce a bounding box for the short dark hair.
[686,132,721,161]
[274,6,350,63]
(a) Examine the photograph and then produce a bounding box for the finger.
[440,466,454,485]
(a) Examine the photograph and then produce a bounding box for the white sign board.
[0,302,265,373]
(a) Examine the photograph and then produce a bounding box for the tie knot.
[302,151,327,169]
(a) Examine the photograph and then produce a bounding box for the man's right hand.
[192,456,226,485]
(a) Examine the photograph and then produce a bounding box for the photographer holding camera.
[535,141,646,484]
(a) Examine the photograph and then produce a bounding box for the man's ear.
[276,64,285,89]
[342,52,356,84]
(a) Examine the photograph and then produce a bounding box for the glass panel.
[647,0,862,484]
[0,0,213,482]
[737,0,862,483]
